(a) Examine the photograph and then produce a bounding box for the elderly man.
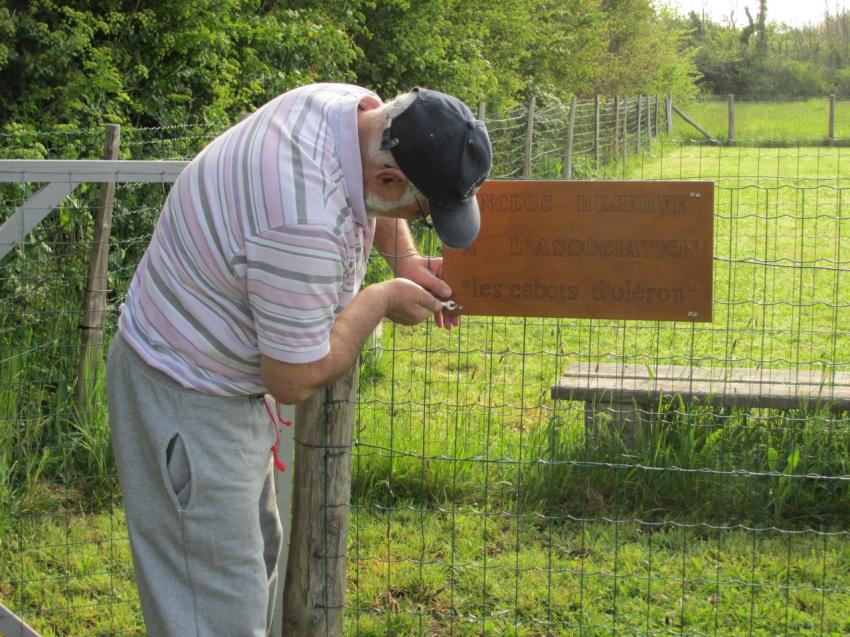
[106,83,491,636]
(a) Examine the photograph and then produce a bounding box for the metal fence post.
[522,95,535,179]
[74,123,120,412]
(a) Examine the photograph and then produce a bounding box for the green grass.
[351,143,850,526]
[671,98,850,146]
[347,508,850,636]
[2,507,847,636]
[2,134,850,634]
[0,508,143,636]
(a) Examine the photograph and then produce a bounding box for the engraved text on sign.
[442,180,713,321]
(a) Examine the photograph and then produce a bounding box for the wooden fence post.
[654,94,660,139]
[828,95,836,145]
[671,104,722,145]
[75,123,120,412]
[637,95,643,154]
[522,95,535,178]
[666,92,673,134]
[594,95,601,168]
[727,94,736,145]
[563,95,578,179]
[646,95,653,152]
[613,96,621,160]
[622,97,629,165]
[282,364,359,636]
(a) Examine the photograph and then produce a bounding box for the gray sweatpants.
[107,332,283,637]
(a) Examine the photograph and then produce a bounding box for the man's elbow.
[260,354,328,405]
[268,383,315,406]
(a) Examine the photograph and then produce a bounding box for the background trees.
[0,0,694,134]
[682,6,850,97]
[0,0,847,137]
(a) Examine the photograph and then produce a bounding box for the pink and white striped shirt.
[119,83,378,395]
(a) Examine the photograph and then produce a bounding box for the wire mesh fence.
[1,94,849,635]
[671,95,850,147]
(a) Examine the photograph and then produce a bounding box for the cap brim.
[429,195,481,249]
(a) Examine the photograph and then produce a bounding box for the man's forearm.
[260,277,441,404]
[260,284,388,404]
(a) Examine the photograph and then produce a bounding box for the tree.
[0,1,362,136]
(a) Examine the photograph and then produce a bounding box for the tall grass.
[520,404,850,527]
[672,98,850,146]
[0,186,123,520]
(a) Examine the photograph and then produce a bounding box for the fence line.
[2,96,850,635]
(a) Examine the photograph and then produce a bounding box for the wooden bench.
[551,363,850,443]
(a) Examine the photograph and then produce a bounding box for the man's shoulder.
[287,82,375,99]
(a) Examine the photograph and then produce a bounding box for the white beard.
[364,185,419,216]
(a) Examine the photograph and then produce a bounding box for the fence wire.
[1,95,849,636]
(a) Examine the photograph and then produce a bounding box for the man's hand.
[377,278,443,325]
[393,254,461,330]
[261,279,440,404]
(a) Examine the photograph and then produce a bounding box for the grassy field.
[347,508,850,636]
[351,144,850,519]
[2,507,848,636]
[2,140,850,634]
[671,98,850,146]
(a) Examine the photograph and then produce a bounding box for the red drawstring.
[263,397,291,472]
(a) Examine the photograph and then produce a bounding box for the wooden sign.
[443,180,713,322]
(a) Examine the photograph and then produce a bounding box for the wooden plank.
[551,363,850,411]
[0,602,42,637]
[672,105,722,145]
[270,404,295,637]
[443,180,713,322]
[0,159,187,183]
[0,180,79,260]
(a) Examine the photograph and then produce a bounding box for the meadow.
[2,130,849,634]
[345,142,850,634]
[671,98,850,147]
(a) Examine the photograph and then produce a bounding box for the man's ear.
[359,95,382,111]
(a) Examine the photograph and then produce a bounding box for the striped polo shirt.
[119,83,378,396]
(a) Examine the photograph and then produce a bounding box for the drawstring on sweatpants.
[262,397,291,472]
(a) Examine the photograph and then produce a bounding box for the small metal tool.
[441,300,462,311]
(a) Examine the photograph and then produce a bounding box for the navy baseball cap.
[380,88,492,249]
